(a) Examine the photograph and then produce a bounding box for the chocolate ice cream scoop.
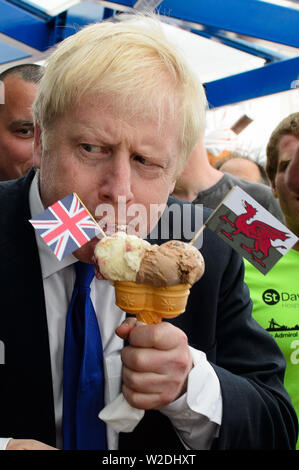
[136,240,205,287]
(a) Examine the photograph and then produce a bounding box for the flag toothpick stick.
[74,193,107,238]
[189,188,235,245]
[189,224,206,245]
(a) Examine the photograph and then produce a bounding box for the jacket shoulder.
[0,170,35,243]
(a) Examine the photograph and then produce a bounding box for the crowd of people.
[0,13,297,451]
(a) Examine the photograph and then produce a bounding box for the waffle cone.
[114,281,190,324]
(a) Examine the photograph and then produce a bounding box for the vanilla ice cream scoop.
[94,231,151,282]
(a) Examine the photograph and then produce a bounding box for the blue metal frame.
[0,40,30,65]
[157,0,299,48]
[0,0,54,50]
[101,0,299,47]
[103,0,135,6]
[0,0,106,51]
[192,28,287,64]
[205,56,299,108]
[5,0,55,20]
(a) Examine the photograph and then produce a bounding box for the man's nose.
[286,146,299,195]
[100,156,134,203]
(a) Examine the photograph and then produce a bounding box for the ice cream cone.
[114,281,191,324]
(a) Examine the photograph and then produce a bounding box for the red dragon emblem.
[220,200,289,268]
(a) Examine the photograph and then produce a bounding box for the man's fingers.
[122,366,163,392]
[121,345,177,373]
[115,317,138,339]
[127,322,188,350]
[122,383,163,410]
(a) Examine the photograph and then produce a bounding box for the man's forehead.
[1,81,36,121]
[278,134,299,153]
[66,96,179,139]
[2,104,34,125]
[278,134,299,159]
[3,75,37,103]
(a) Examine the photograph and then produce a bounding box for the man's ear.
[33,124,43,169]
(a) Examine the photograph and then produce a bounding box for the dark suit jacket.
[0,170,297,449]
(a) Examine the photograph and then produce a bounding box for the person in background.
[0,15,296,450]
[244,112,299,449]
[172,139,284,222]
[214,151,269,185]
[0,63,43,181]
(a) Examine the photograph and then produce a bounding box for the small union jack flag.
[29,193,100,260]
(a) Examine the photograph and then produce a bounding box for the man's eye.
[16,128,33,138]
[134,155,153,166]
[81,143,101,153]
[278,160,290,172]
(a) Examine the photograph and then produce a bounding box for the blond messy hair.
[33,14,207,173]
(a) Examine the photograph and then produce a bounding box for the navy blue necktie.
[62,261,107,450]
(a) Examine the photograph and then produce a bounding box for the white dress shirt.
[0,173,222,450]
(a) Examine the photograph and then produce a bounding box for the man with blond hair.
[0,15,296,450]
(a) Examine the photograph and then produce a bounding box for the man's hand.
[6,439,58,450]
[116,318,193,410]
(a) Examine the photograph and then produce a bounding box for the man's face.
[271,134,299,235]
[0,74,37,180]
[34,95,179,262]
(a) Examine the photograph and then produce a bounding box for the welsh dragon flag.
[205,186,298,274]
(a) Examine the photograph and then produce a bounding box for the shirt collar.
[29,171,77,279]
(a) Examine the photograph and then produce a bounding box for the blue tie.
[62,261,107,450]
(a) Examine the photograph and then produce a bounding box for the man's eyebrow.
[10,120,33,128]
